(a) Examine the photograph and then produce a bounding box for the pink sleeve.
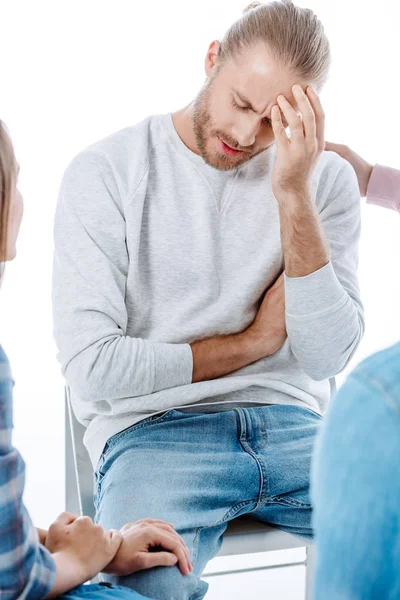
[367,164,400,212]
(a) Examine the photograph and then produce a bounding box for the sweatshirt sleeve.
[52,150,193,405]
[366,164,400,212]
[284,158,365,381]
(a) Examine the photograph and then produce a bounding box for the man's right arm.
[53,151,284,408]
[191,273,287,382]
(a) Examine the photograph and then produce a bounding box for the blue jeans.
[94,404,320,600]
[59,583,150,599]
[312,341,400,599]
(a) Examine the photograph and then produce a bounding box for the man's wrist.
[239,328,276,362]
[275,187,312,207]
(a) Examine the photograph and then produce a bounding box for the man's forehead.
[232,86,300,116]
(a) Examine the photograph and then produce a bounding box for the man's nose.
[233,116,261,148]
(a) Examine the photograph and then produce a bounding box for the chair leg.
[65,393,81,515]
[305,545,316,600]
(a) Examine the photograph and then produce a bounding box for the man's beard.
[192,78,266,172]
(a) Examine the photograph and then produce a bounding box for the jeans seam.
[239,439,269,509]
[236,407,269,507]
[191,497,259,565]
[252,494,312,510]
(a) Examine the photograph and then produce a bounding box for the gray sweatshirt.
[52,113,364,469]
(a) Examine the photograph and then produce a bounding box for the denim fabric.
[94,404,321,600]
[59,583,150,599]
[312,341,400,599]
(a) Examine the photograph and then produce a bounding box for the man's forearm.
[278,189,330,277]
[190,330,271,383]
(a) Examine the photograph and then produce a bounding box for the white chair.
[65,387,315,598]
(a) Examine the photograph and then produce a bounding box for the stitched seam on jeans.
[239,439,268,509]
[191,497,260,564]
[236,407,270,507]
[254,494,312,509]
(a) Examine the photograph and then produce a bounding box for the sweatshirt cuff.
[284,261,347,318]
[367,164,400,212]
[152,342,193,393]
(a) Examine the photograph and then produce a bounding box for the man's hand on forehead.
[270,84,325,197]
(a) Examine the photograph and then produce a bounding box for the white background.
[0,1,399,597]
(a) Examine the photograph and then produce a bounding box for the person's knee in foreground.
[0,125,191,600]
[53,2,365,599]
[311,342,400,599]
[311,144,399,599]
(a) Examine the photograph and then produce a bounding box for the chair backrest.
[65,386,96,519]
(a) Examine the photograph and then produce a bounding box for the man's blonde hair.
[218,1,331,91]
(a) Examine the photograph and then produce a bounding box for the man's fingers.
[53,512,78,526]
[271,105,289,148]
[306,87,325,150]
[277,95,304,144]
[292,85,316,143]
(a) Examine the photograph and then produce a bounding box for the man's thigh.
[247,404,322,539]
[94,409,261,600]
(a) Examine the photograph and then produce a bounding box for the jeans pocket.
[101,408,179,458]
[94,409,178,509]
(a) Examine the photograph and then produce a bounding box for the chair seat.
[218,518,308,557]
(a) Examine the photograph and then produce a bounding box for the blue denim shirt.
[0,345,56,599]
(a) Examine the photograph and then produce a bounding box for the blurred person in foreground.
[0,121,192,599]
[312,141,400,599]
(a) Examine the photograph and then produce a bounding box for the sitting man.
[52,2,364,598]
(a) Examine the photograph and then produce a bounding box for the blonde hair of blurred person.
[0,122,23,272]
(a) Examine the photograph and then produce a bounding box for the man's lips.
[218,138,246,157]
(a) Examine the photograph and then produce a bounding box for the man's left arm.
[272,86,364,382]
[280,161,364,381]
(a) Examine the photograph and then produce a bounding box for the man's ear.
[205,40,221,78]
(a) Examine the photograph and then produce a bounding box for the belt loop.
[235,407,247,442]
